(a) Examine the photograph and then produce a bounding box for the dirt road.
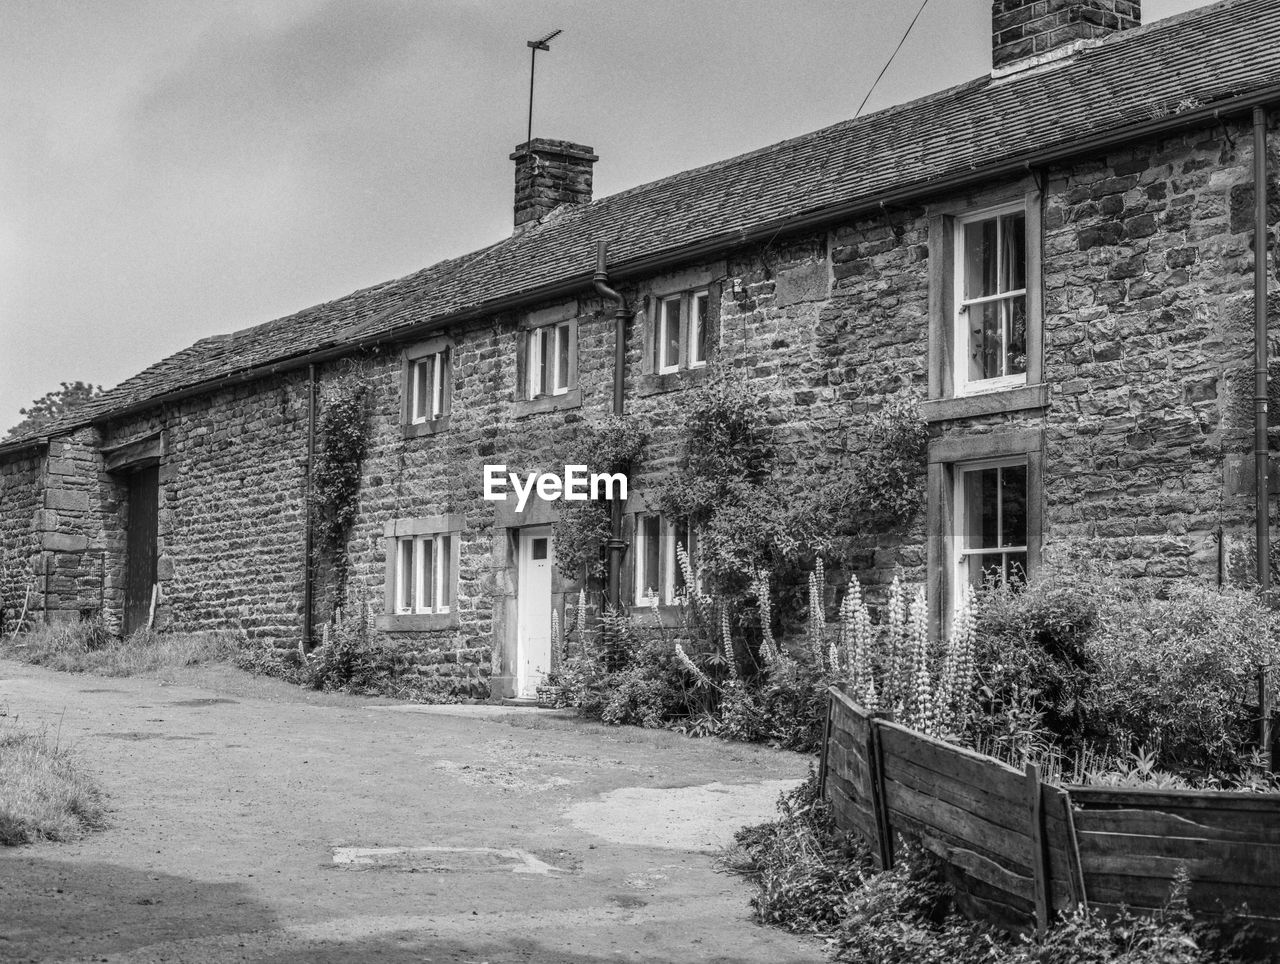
[0,660,825,963]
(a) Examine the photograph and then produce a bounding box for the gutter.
[4,81,1280,461]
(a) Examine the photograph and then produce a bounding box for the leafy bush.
[731,769,874,933]
[1088,581,1277,776]
[656,373,927,601]
[973,555,1280,778]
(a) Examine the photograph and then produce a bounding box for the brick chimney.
[993,0,1140,71]
[510,138,598,230]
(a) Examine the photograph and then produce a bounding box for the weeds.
[2,619,237,677]
[0,722,104,845]
[732,772,1260,962]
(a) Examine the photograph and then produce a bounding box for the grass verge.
[0,723,105,845]
[2,620,236,677]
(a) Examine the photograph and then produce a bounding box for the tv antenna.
[525,28,562,147]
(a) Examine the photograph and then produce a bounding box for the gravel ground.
[0,659,825,963]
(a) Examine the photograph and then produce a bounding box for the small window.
[633,514,697,606]
[393,533,453,615]
[532,537,548,560]
[656,297,682,374]
[409,340,455,427]
[650,288,713,374]
[689,291,709,368]
[954,207,1027,394]
[529,322,572,398]
[953,459,1027,594]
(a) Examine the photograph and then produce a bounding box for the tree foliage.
[656,373,927,598]
[5,381,104,440]
[553,417,648,580]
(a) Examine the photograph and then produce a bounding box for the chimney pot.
[510,138,598,231]
[992,0,1140,72]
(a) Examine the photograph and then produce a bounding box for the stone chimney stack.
[992,0,1140,71]
[510,138,598,231]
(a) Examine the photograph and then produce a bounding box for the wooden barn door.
[123,465,158,635]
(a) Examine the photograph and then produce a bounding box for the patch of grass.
[0,723,105,845]
[3,621,237,677]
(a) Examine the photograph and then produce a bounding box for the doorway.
[515,526,554,699]
[123,465,159,635]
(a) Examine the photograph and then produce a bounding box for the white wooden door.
[516,527,554,698]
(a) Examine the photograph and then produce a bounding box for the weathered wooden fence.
[820,684,1280,938]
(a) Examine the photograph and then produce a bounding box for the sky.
[0,0,1213,433]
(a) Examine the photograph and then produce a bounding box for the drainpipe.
[302,363,317,648]
[593,240,628,614]
[1256,107,1271,594]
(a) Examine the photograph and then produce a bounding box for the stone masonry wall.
[0,450,43,632]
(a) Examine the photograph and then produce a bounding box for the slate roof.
[6,0,1280,451]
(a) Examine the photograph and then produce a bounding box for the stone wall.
[0,449,43,632]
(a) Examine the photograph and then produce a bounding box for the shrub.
[971,555,1280,779]
[598,637,692,727]
[1088,581,1278,776]
[731,769,874,933]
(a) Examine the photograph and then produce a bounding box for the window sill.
[631,603,684,627]
[402,415,451,438]
[921,384,1049,423]
[376,613,460,632]
[637,367,708,397]
[513,388,582,417]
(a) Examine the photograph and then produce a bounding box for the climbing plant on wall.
[311,384,370,597]
[553,417,648,581]
[656,372,928,600]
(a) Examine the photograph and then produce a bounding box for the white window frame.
[951,456,1028,604]
[528,321,571,398]
[634,514,697,606]
[688,290,710,369]
[393,533,453,615]
[655,296,683,375]
[410,351,448,424]
[653,289,712,374]
[953,202,1028,397]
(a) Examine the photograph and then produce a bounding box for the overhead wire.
[855,0,933,118]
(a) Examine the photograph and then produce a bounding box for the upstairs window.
[953,458,1027,594]
[394,533,453,615]
[410,351,448,423]
[652,289,712,375]
[955,206,1027,394]
[401,338,452,435]
[529,321,571,398]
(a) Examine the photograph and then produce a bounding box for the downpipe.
[593,240,629,615]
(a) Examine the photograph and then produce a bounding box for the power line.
[855,0,932,119]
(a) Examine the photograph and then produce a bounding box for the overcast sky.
[0,0,1211,433]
